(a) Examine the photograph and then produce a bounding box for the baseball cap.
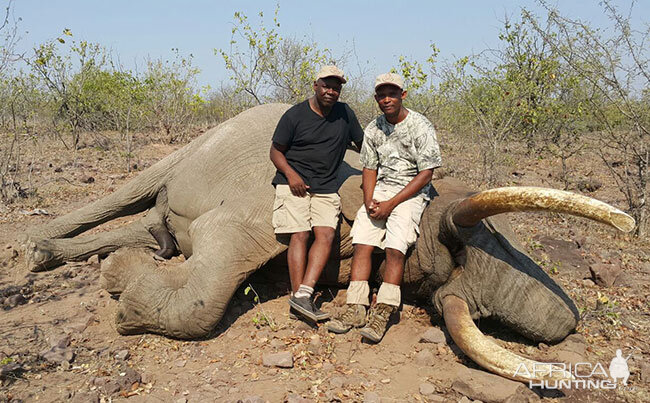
[316,65,347,84]
[374,73,404,91]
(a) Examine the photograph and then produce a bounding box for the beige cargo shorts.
[272,184,341,233]
[350,184,428,255]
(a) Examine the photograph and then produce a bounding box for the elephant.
[23,103,635,383]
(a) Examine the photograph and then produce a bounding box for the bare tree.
[524,0,650,236]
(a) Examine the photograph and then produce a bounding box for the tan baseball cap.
[316,65,347,84]
[375,72,404,90]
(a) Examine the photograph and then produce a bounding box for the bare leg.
[350,244,375,281]
[301,226,335,288]
[287,231,310,293]
[382,247,406,285]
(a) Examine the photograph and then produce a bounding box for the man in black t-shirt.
[270,65,364,322]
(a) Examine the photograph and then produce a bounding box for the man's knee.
[353,243,375,257]
[290,231,310,244]
[312,226,335,243]
[385,247,405,261]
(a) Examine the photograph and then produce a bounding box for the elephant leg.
[114,196,285,339]
[25,215,159,272]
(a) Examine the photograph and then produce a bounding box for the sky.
[8,0,648,89]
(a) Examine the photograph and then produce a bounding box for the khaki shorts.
[350,184,428,255]
[272,184,341,233]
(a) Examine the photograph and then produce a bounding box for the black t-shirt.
[272,100,364,193]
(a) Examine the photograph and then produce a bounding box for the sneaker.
[359,303,397,343]
[288,296,330,322]
[327,304,367,334]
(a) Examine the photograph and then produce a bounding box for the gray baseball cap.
[316,65,347,84]
[375,72,404,90]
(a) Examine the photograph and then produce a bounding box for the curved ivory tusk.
[442,295,574,383]
[452,187,635,232]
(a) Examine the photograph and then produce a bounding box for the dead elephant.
[24,103,634,382]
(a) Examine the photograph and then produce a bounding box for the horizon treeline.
[1,1,648,236]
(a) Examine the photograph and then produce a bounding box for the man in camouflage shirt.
[328,73,442,342]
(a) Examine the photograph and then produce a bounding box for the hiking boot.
[288,296,330,322]
[359,303,397,343]
[327,304,367,334]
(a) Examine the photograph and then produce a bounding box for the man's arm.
[270,142,310,197]
[347,104,364,153]
[370,168,434,220]
[361,168,378,214]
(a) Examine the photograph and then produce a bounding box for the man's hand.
[287,172,310,197]
[364,199,379,215]
[369,199,395,220]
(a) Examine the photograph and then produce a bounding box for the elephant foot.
[115,271,179,337]
[114,262,212,339]
[24,239,64,272]
[99,247,157,296]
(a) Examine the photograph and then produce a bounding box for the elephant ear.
[339,174,363,222]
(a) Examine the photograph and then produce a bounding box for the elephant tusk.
[451,186,635,232]
[442,294,574,383]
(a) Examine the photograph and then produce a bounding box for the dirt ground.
[1,128,649,403]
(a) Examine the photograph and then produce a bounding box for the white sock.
[294,284,314,299]
[346,281,370,306]
[376,282,401,307]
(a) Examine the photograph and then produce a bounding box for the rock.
[576,178,602,193]
[419,382,436,395]
[270,338,285,349]
[3,294,26,308]
[241,397,265,403]
[322,362,335,372]
[262,351,293,368]
[639,362,650,383]
[116,367,141,390]
[175,359,187,367]
[415,349,435,366]
[590,263,622,287]
[458,397,472,403]
[641,261,650,275]
[102,380,122,395]
[286,394,312,403]
[363,392,382,403]
[330,376,347,388]
[613,273,632,287]
[419,327,446,344]
[64,315,95,334]
[452,368,536,402]
[548,333,587,366]
[140,372,152,384]
[114,349,130,360]
[49,334,71,349]
[308,334,321,353]
[82,176,95,184]
[70,392,99,403]
[0,363,22,379]
[40,346,74,364]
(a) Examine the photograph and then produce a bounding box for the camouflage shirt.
[360,109,442,198]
